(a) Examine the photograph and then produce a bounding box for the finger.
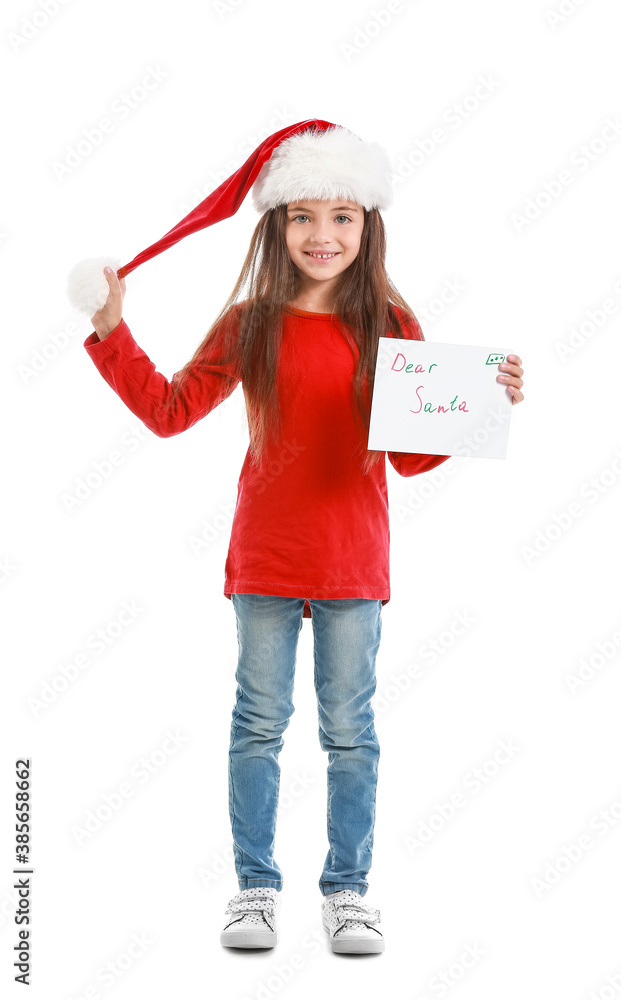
[106,273,124,299]
[498,361,523,376]
[497,374,523,389]
[508,386,524,403]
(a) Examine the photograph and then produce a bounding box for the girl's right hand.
[91,266,127,340]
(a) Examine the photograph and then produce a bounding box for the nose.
[307,222,335,243]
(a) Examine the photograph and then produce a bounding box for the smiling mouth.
[304,251,340,259]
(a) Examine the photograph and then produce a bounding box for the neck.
[287,298,334,313]
[288,275,338,314]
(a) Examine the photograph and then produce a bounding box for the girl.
[79,123,525,956]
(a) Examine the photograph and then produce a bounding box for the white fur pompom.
[66,256,123,316]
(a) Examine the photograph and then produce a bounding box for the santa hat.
[66,118,394,317]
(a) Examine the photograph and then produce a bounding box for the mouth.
[304,251,340,262]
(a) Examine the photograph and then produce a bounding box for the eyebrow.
[287,205,360,213]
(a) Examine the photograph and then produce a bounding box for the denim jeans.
[228,594,383,898]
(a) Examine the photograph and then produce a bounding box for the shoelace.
[223,890,278,932]
[327,891,381,935]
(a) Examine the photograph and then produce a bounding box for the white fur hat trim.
[251,125,393,214]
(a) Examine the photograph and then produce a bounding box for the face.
[285,199,364,290]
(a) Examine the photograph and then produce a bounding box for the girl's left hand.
[497,355,524,404]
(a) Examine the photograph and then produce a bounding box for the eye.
[289,214,353,223]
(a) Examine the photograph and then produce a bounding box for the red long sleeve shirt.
[83,303,450,618]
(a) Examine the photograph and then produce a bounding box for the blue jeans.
[228,594,383,898]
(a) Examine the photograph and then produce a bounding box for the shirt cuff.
[83,318,128,351]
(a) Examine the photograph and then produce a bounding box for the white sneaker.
[220,887,281,949]
[321,889,385,954]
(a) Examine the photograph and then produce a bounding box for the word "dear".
[390,352,470,415]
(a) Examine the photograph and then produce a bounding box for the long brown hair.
[170,203,425,474]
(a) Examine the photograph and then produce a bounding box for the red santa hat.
[66,118,394,316]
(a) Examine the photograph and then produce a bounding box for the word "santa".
[389,352,470,415]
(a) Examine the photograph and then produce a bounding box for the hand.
[497,354,524,404]
[91,266,126,340]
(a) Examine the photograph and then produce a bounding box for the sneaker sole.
[220,927,277,949]
[321,915,385,954]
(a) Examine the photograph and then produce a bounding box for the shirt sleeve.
[384,305,452,477]
[83,317,241,438]
[387,451,451,476]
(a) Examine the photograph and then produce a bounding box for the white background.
[2,0,621,997]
